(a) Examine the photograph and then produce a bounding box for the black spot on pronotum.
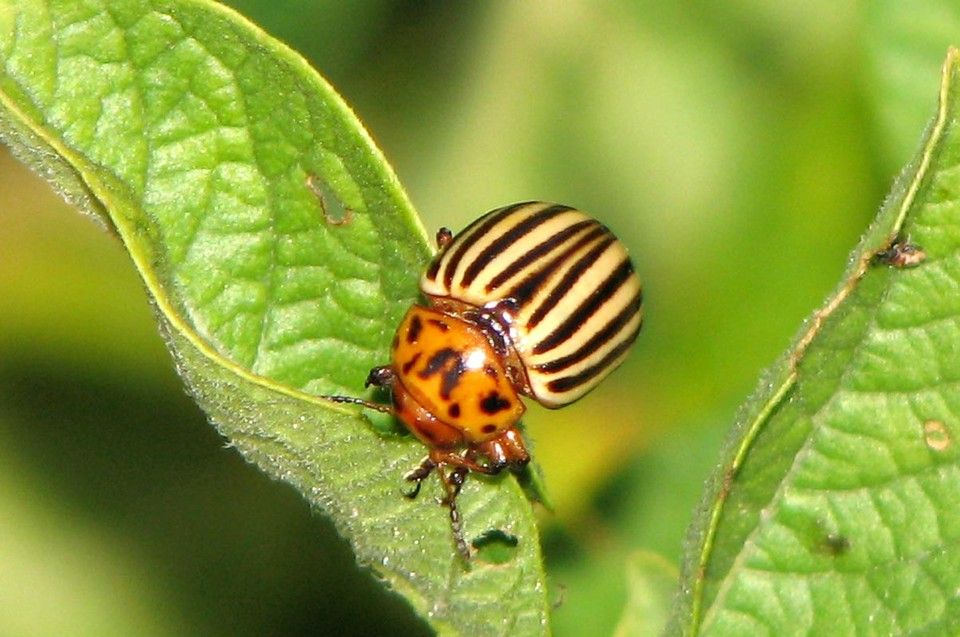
[407,315,423,344]
[417,348,466,399]
[480,391,512,414]
[481,423,497,434]
[448,403,461,418]
[428,318,450,332]
[419,348,458,377]
[401,351,422,375]
[472,529,519,565]
[440,358,467,400]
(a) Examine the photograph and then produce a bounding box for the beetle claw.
[402,480,423,499]
[402,456,437,499]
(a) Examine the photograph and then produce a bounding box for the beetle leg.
[439,465,471,560]
[436,227,454,249]
[428,450,502,475]
[476,428,530,473]
[402,456,437,499]
[446,465,469,500]
[365,366,396,388]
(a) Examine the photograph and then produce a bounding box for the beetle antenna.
[323,394,394,414]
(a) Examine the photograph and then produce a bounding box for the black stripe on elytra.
[534,257,634,354]
[526,233,615,329]
[460,204,572,287]
[505,226,609,309]
[440,202,532,290]
[406,314,423,344]
[417,347,466,399]
[485,219,596,293]
[533,289,642,373]
[425,249,444,282]
[545,327,639,394]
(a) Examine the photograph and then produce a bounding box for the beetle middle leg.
[403,455,472,559]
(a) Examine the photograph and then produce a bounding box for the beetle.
[327,201,643,558]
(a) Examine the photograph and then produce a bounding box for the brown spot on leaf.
[924,419,951,452]
[822,533,851,556]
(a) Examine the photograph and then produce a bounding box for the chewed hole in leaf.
[472,529,520,564]
[306,173,354,225]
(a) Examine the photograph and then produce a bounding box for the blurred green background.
[1,1,954,635]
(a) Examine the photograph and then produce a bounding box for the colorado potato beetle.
[328,201,643,558]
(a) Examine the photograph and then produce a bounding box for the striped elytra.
[420,201,643,408]
[326,201,642,560]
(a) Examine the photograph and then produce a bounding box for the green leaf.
[670,48,960,634]
[0,1,549,634]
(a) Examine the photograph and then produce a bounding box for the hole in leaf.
[471,529,519,564]
[306,173,353,225]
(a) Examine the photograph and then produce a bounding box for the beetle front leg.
[402,456,437,499]
[365,365,396,388]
